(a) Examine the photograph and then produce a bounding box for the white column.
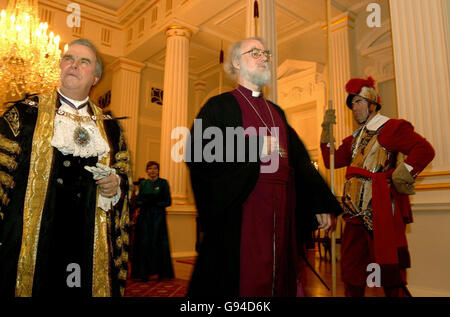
[160,25,191,205]
[193,80,207,115]
[246,0,278,102]
[186,80,207,205]
[246,0,258,38]
[259,0,278,103]
[390,0,450,171]
[109,57,145,174]
[325,13,357,196]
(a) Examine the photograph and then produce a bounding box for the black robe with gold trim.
[0,92,131,297]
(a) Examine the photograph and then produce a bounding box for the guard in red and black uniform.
[320,77,435,297]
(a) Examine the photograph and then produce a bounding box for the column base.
[171,195,190,206]
[166,204,198,259]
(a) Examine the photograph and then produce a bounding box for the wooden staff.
[326,0,337,297]
[219,40,223,94]
[254,0,259,37]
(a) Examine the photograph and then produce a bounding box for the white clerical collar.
[57,88,90,109]
[252,90,262,97]
[238,85,263,97]
[365,113,390,131]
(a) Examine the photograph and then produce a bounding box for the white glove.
[84,163,116,180]
[84,163,121,211]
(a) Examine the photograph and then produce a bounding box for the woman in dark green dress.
[131,161,174,281]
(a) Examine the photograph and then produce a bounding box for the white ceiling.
[85,0,130,11]
[86,0,366,77]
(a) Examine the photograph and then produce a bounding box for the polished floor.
[301,249,385,297]
[171,248,386,297]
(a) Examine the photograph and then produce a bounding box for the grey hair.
[68,38,103,79]
[223,37,266,80]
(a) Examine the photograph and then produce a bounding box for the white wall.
[135,66,165,179]
[407,207,450,296]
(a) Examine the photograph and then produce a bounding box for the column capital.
[322,12,356,33]
[166,25,193,39]
[108,57,146,73]
[163,18,199,38]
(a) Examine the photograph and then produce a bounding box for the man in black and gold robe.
[0,39,131,297]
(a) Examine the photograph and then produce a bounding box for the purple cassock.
[231,86,299,296]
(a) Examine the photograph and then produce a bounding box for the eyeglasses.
[241,48,272,61]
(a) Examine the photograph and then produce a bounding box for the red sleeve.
[320,135,354,169]
[378,119,435,176]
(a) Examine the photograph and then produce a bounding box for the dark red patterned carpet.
[124,278,188,297]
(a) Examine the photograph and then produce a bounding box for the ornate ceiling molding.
[357,19,394,82]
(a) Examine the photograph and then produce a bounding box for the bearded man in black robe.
[187,37,342,297]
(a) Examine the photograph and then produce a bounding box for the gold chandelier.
[0,0,62,106]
